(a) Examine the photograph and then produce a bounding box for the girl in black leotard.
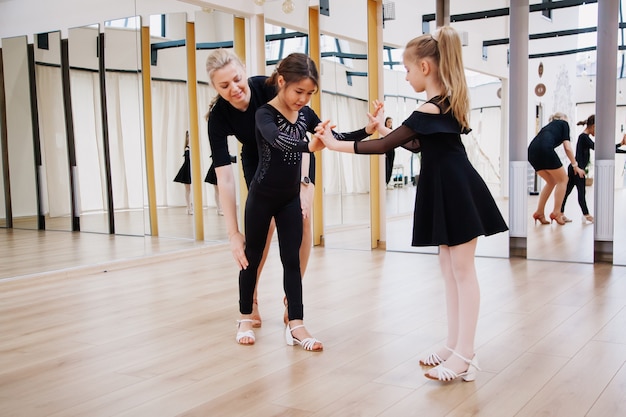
[560,115,595,223]
[317,26,508,381]
[236,52,361,351]
[206,49,376,328]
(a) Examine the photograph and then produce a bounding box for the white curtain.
[320,93,370,194]
[151,79,189,207]
[35,64,71,218]
[105,71,145,210]
[70,69,107,214]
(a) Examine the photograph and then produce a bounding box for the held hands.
[229,232,249,270]
[314,120,337,149]
[308,133,326,152]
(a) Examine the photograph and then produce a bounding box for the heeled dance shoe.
[419,346,453,366]
[285,324,323,352]
[583,214,594,224]
[549,213,566,225]
[283,296,289,325]
[424,351,481,382]
[251,300,262,328]
[532,212,550,225]
[235,319,255,345]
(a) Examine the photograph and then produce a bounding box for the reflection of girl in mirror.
[561,115,595,224]
[528,112,586,225]
[205,49,378,330]
[316,26,508,381]
[173,130,192,214]
[384,117,396,187]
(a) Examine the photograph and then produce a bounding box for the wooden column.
[367,0,383,249]
[141,24,158,236]
[186,20,204,240]
[309,5,324,246]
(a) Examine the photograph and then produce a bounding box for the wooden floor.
[1,230,626,416]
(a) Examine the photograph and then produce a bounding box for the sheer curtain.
[320,93,370,195]
[35,64,71,218]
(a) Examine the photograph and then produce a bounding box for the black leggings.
[561,166,589,215]
[238,186,304,320]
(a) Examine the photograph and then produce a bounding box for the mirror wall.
[33,30,72,232]
[194,9,235,242]
[68,23,110,234]
[2,35,39,230]
[103,16,146,236]
[613,92,626,265]
[525,2,598,263]
[319,35,371,251]
[147,12,193,240]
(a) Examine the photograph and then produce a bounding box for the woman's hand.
[229,232,249,270]
[300,182,314,220]
[308,133,325,152]
[574,166,586,178]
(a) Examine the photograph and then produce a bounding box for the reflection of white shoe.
[217,208,224,216]
[187,207,193,215]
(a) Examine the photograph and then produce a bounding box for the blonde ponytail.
[434,26,470,131]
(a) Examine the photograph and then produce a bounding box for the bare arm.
[215,165,248,270]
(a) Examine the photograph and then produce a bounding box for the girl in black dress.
[317,26,508,381]
[173,131,192,214]
[527,113,585,225]
[560,115,595,223]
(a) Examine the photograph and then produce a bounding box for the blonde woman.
[528,112,586,225]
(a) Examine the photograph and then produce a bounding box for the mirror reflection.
[103,16,146,236]
[194,9,235,242]
[147,12,193,240]
[2,35,39,230]
[34,30,72,232]
[613,93,626,265]
[68,24,110,234]
[319,34,371,250]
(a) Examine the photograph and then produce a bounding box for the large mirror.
[147,12,194,240]
[2,35,39,230]
[319,34,371,251]
[613,78,626,265]
[34,30,72,232]
[526,3,597,264]
[103,16,146,236]
[68,23,110,234]
[194,9,235,242]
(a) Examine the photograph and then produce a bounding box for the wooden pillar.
[186,20,204,240]
[309,5,324,246]
[141,24,158,236]
[233,16,248,230]
[367,0,383,249]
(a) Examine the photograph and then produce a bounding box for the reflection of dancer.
[528,113,585,225]
[384,117,395,186]
[205,155,236,216]
[317,26,508,382]
[561,115,594,223]
[173,130,193,215]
